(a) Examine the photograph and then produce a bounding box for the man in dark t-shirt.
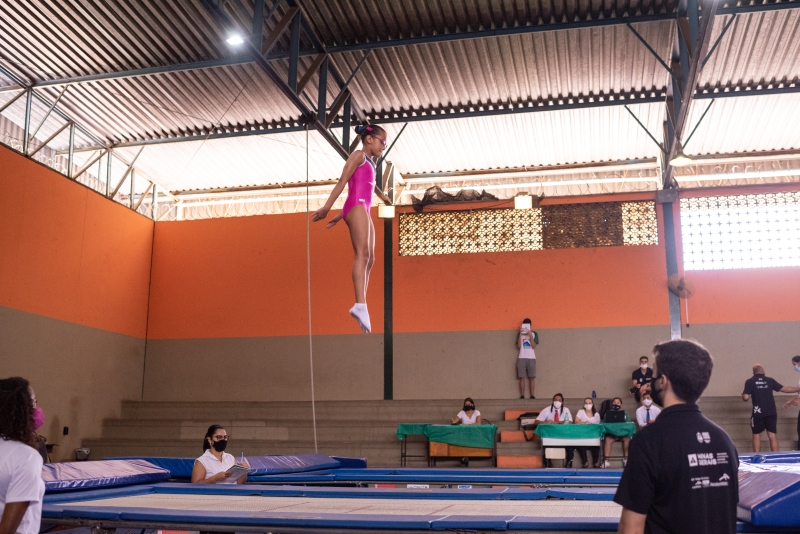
[631,355,653,403]
[615,340,738,534]
[742,364,800,452]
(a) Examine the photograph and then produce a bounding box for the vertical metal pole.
[317,57,328,123]
[662,203,682,339]
[151,183,158,219]
[67,122,75,178]
[288,13,301,92]
[383,216,393,400]
[22,89,33,154]
[105,150,113,196]
[342,96,351,150]
[130,168,136,209]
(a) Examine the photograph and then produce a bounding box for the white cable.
[306,126,319,453]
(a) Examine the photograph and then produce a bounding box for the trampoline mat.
[64,494,621,518]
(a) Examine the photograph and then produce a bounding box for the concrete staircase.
[82,397,799,467]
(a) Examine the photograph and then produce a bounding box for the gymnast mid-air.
[312,124,388,333]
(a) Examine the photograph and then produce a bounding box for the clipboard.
[221,464,250,483]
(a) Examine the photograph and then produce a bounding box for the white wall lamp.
[378,204,396,218]
[514,194,533,210]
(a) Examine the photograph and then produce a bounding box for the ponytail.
[354,124,386,142]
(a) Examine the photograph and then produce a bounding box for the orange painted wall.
[393,203,670,333]
[0,145,153,338]
[146,211,384,339]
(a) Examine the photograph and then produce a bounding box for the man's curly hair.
[0,377,33,445]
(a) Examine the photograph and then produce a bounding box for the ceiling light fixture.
[669,143,693,167]
[226,34,245,46]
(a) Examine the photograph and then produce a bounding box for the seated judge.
[452,397,482,425]
[635,392,661,429]
[191,424,249,484]
[571,397,602,468]
[536,393,573,424]
[602,398,631,468]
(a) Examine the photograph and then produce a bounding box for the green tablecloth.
[396,423,498,448]
[602,422,637,437]
[534,423,636,439]
[396,423,430,440]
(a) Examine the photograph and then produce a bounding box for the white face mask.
[640,363,648,370]
[553,401,562,409]
[643,399,653,406]
[584,403,593,411]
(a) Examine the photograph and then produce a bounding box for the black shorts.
[751,414,778,434]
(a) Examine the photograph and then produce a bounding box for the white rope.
[305,126,319,453]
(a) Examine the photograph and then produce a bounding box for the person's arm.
[191,461,227,484]
[784,397,800,408]
[742,394,751,401]
[476,415,482,425]
[452,411,464,425]
[452,416,461,424]
[780,386,800,394]
[742,380,752,402]
[312,151,363,222]
[635,408,646,427]
[236,459,250,484]
[618,508,647,534]
[0,502,30,534]
[530,331,538,349]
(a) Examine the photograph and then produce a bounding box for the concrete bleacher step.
[499,430,538,442]
[81,397,800,468]
[496,455,543,468]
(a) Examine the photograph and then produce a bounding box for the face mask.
[651,376,665,406]
[464,405,474,411]
[584,403,593,411]
[553,401,562,409]
[32,407,45,431]
[212,439,228,452]
[640,364,648,370]
[643,399,653,407]
[612,404,621,411]
[795,365,800,372]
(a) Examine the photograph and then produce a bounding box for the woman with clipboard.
[191,424,250,484]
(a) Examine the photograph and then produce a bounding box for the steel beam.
[0,84,23,93]
[0,88,27,114]
[22,89,33,153]
[73,149,107,180]
[105,150,112,196]
[134,181,153,212]
[288,12,301,91]
[130,168,136,208]
[109,147,145,197]
[67,122,75,177]
[28,87,68,144]
[662,0,719,188]
[341,97,351,150]
[297,53,326,95]
[27,121,71,157]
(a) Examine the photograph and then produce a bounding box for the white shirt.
[636,404,662,427]
[518,331,537,359]
[575,409,601,424]
[0,438,45,534]
[195,449,236,484]
[536,406,572,423]
[456,410,481,425]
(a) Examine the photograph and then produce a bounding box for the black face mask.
[464,405,474,411]
[212,439,228,452]
[612,404,621,411]
[651,375,665,407]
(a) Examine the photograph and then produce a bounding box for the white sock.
[349,303,371,333]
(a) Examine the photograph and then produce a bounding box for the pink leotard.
[342,155,376,220]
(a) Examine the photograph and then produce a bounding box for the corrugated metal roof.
[700,9,800,90]
[0,0,798,200]
[684,93,800,155]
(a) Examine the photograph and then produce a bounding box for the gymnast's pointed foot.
[349,303,371,333]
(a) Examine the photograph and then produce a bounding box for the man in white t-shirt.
[781,355,800,449]
[516,319,539,399]
[636,392,661,428]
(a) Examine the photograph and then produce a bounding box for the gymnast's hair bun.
[355,124,373,135]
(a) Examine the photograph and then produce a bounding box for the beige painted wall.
[0,306,146,461]
[142,334,384,402]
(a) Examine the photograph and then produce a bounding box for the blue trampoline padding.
[567,476,621,484]
[497,488,549,500]
[44,485,156,507]
[431,514,515,530]
[297,486,510,500]
[245,454,341,475]
[248,471,337,483]
[105,457,195,477]
[42,460,170,493]
[331,456,368,468]
[737,465,800,527]
[508,516,618,531]
[546,487,617,500]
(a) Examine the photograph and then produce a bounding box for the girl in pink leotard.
[312,125,387,333]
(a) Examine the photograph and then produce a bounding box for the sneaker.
[601,461,610,468]
[623,458,628,467]
[530,396,536,399]
[520,396,525,399]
